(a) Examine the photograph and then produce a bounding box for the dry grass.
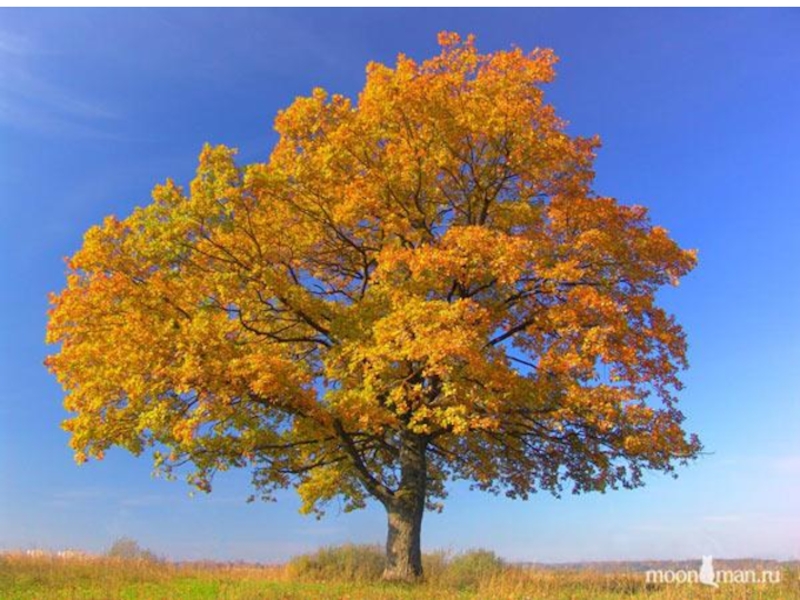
[1,549,797,599]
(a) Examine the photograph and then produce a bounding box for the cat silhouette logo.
[699,555,719,588]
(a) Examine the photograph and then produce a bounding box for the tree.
[107,537,159,562]
[46,33,700,581]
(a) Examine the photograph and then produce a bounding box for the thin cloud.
[703,515,744,524]
[0,28,119,137]
[0,29,36,56]
[770,455,800,474]
[45,487,113,509]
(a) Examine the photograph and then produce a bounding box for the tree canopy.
[46,32,700,580]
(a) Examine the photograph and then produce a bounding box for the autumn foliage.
[46,33,700,580]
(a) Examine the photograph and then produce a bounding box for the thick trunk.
[383,500,424,581]
[381,434,427,582]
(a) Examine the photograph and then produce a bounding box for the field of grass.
[1,546,797,600]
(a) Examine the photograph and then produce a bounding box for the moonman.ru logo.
[645,556,781,587]
[699,555,718,588]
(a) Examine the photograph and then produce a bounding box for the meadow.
[1,546,797,600]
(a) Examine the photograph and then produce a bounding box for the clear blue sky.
[1,8,798,563]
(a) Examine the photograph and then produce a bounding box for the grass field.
[1,547,797,600]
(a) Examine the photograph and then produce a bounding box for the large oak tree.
[47,33,700,581]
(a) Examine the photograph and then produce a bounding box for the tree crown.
[46,32,700,516]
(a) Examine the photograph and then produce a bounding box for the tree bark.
[381,433,427,582]
[383,499,424,581]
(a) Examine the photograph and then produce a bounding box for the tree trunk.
[383,499,424,581]
[381,433,427,582]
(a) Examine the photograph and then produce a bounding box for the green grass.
[1,550,797,600]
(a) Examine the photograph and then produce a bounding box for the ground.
[1,552,797,600]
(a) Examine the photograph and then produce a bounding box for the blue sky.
[1,8,798,563]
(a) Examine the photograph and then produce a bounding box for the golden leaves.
[45,31,700,509]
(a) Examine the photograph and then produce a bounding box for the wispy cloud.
[769,455,800,474]
[0,29,36,56]
[703,514,744,524]
[712,453,800,475]
[44,486,251,511]
[0,28,119,137]
[45,487,113,509]
[45,487,171,510]
[119,494,173,508]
